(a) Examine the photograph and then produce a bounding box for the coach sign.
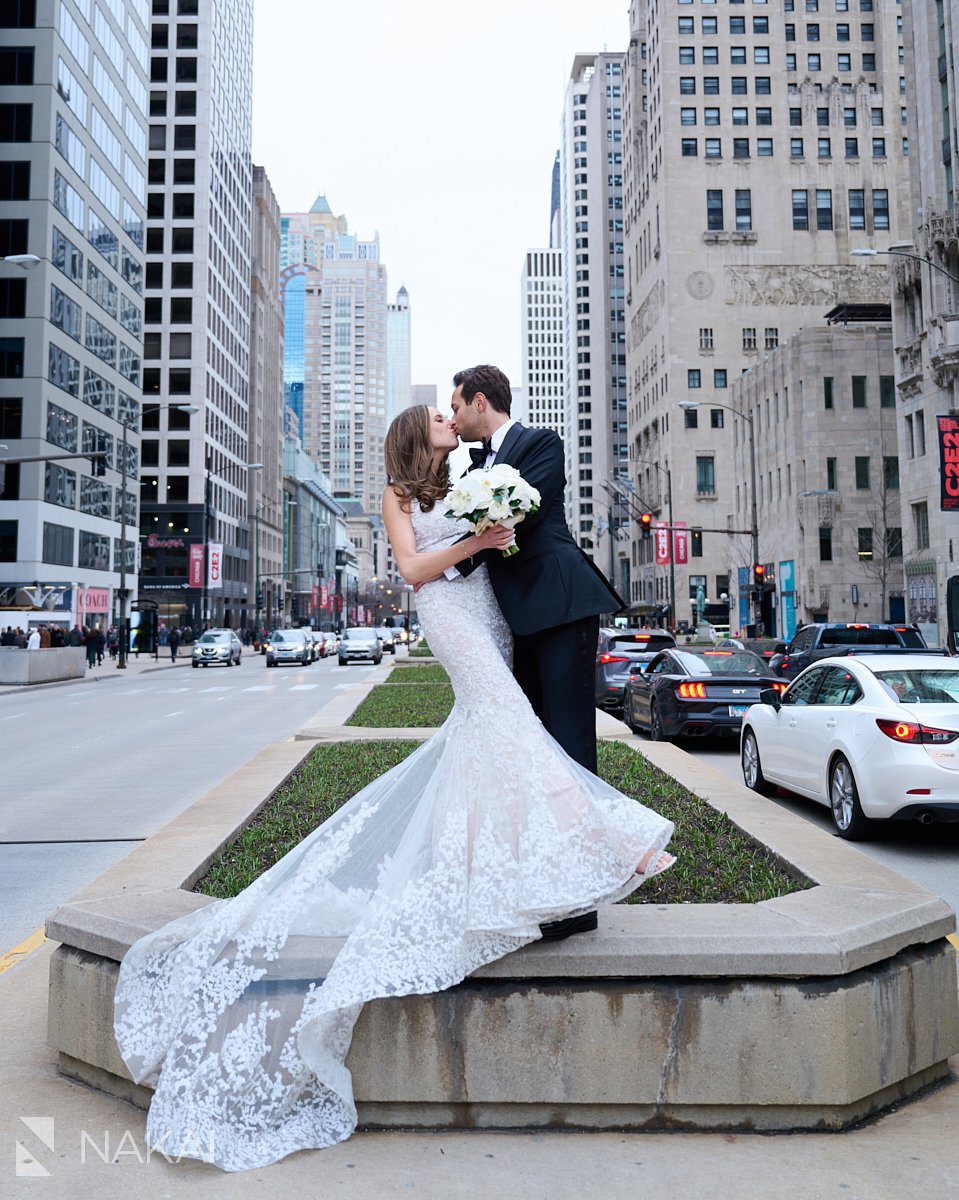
[937,414,959,512]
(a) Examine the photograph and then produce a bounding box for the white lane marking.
[166,710,184,717]
[0,713,23,721]
[199,687,231,693]
[161,687,191,693]
[242,685,275,692]
[288,684,319,691]
[117,689,146,695]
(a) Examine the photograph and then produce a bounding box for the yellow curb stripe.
[947,933,959,953]
[0,927,46,976]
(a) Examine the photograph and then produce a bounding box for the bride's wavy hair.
[384,405,451,514]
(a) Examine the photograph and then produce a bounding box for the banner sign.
[654,522,670,565]
[311,585,319,611]
[672,521,689,565]
[357,605,365,624]
[79,587,110,615]
[938,414,959,512]
[207,543,223,589]
[189,544,204,587]
[320,584,329,608]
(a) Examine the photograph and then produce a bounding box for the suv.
[595,627,677,710]
[264,628,311,668]
[770,622,937,681]
[192,629,242,667]
[338,627,383,665]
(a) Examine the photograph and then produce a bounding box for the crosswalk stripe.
[288,684,319,691]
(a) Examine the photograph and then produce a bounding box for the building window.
[880,375,895,408]
[849,188,865,228]
[826,457,837,490]
[819,527,833,562]
[703,76,719,95]
[43,522,73,567]
[818,137,831,158]
[0,519,16,560]
[732,107,748,126]
[681,107,696,126]
[710,408,724,429]
[0,396,22,439]
[706,189,724,230]
[764,328,778,349]
[808,54,821,71]
[699,327,713,350]
[714,368,727,388]
[852,375,867,407]
[704,107,720,126]
[684,407,699,429]
[47,400,77,451]
[789,107,802,127]
[912,501,929,550]
[815,189,833,230]
[705,137,721,158]
[757,138,773,156]
[873,188,889,229]
[915,410,926,456]
[824,376,834,409]
[790,137,804,157]
[838,53,851,71]
[735,189,752,229]
[44,461,76,509]
[871,136,885,157]
[681,137,698,156]
[742,327,757,351]
[854,455,870,489]
[792,189,809,229]
[0,102,31,141]
[884,455,899,489]
[679,47,695,65]
[78,530,111,571]
[688,369,702,388]
[857,528,873,560]
[680,77,696,95]
[696,456,716,495]
[734,137,750,158]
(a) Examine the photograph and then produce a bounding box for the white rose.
[487,499,511,521]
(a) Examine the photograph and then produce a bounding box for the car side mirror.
[759,687,782,711]
[774,643,787,655]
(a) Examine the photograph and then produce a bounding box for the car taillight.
[600,654,629,664]
[771,682,787,693]
[875,719,959,745]
[677,682,707,699]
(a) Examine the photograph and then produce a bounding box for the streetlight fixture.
[679,399,760,628]
[851,245,959,288]
[201,459,263,630]
[116,402,199,668]
[1,253,41,270]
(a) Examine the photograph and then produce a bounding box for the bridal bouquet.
[444,464,541,557]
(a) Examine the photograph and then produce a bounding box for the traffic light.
[256,592,264,610]
[291,594,300,619]
[640,512,653,540]
[753,564,766,588]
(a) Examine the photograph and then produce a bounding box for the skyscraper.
[559,53,628,568]
[0,0,149,631]
[281,196,388,515]
[137,0,254,630]
[520,249,565,437]
[622,0,910,625]
[386,284,411,426]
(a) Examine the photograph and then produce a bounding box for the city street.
[682,735,959,914]
[0,653,382,950]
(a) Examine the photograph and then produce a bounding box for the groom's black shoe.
[539,910,598,940]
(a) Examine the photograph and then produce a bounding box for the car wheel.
[339,658,348,666]
[741,729,776,796]
[624,699,639,734]
[829,755,874,840]
[649,701,667,742]
[192,661,198,668]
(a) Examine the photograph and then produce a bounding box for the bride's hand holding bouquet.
[445,464,541,557]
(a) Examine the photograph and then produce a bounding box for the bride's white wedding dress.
[113,500,675,1172]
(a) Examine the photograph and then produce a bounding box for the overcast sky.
[251,0,629,411]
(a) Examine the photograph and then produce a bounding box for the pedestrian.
[108,626,118,659]
[51,625,65,648]
[0,626,13,647]
[14,627,26,648]
[169,626,181,662]
[85,628,97,669]
[67,623,83,647]
[27,627,40,651]
[38,624,51,649]
[94,628,106,665]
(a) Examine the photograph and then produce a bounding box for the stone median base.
[49,938,954,1131]
[43,674,959,1134]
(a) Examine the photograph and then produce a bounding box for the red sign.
[189,544,204,587]
[320,584,329,607]
[79,587,110,614]
[311,585,319,611]
[207,543,223,589]
[673,521,689,565]
[654,522,670,565]
[938,414,959,512]
[336,594,343,611]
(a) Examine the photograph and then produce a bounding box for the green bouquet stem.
[501,543,520,557]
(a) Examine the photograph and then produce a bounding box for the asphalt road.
[0,652,381,950]
[681,734,959,915]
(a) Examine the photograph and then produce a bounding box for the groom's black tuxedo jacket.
[457,422,625,636]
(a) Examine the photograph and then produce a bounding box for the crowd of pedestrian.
[0,622,119,667]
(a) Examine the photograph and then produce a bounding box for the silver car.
[192,629,243,668]
[264,629,311,667]
[338,627,383,665]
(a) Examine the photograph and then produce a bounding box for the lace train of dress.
[113,500,675,1172]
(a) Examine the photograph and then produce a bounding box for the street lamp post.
[679,399,759,626]
[202,459,263,631]
[630,461,675,629]
[851,245,959,289]
[253,497,268,643]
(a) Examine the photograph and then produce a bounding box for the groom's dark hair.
[452,365,512,414]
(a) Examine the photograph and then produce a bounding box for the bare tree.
[847,437,903,621]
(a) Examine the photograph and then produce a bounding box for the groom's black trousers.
[512,614,600,774]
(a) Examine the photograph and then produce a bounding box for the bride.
[113,404,675,1173]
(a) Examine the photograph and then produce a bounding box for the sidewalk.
[0,937,955,1199]
[0,652,193,697]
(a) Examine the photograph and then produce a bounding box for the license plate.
[728,704,750,717]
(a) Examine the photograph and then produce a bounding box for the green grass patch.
[385,664,450,685]
[408,641,433,657]
[194,739,806,904]
[346,682,453,727]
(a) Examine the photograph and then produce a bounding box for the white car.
[740,654,959,839]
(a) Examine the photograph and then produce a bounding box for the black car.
[623,647,785,741]
[769,622,936,681]
[595,628,676,710]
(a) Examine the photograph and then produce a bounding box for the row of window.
[787,51,883,71]
[679,46,772,66]
[679,75,772,96]
[678,14,770,33]
[785,21,876,40]
[681,105,773,125]
[791,186,889,230]
[822,375,896,409]
[789,136,898,159]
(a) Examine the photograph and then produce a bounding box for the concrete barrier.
[0,645,86,685]
[44,691,959,1133]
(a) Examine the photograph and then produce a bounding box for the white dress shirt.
[444,419,519,580]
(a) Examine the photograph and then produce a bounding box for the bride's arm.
[381,488,513,585]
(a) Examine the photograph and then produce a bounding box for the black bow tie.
[481,437,493,458]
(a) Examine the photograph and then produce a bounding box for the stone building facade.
[730,322,902,638]
[889,0,959,643]
[622,0,911,626]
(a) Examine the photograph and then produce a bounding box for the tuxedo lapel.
[492,421,525,467]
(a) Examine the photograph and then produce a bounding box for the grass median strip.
[384,664,450,685]
[346,682,453,727]
[195,736,806,904]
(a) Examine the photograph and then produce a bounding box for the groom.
[447,365,627,937]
